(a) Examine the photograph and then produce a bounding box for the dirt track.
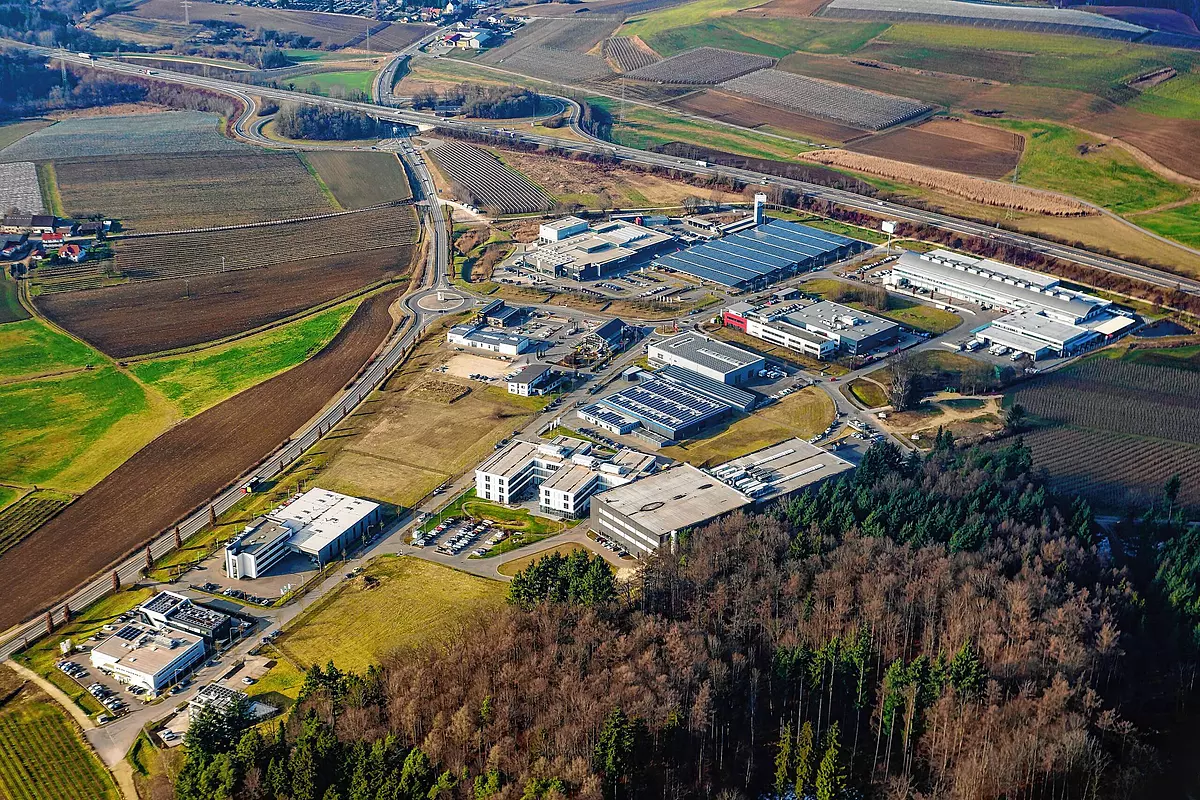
[0,289,399,631]
[37,245,414,357]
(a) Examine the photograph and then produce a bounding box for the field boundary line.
[113,199,412,239]
[298,152,346,212]
[3,661,94,730]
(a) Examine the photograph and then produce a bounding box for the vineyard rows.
[821,0,1147,37]
[0,699,118,800]
[429,141,553,214]
[1009,358,1200,446]
[111,205,418,282]
[1023,427,1200,512]
[625,47,775,85]
[0,162,43,214]
[0,494,72,558]
[603,37,660,72]
[32,262,111,294]
[719,69,934,130]
[492,45,614,82]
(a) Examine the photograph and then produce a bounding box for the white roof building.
[90,622,208,693]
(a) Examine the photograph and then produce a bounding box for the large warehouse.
[647,331,765,385]
[724,300,900,357]
[525,219,675,281]
[707,438,854,503]
[224,488,381,579]
[654,218,865,290]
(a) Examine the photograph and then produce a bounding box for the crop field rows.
[719,68,934,130]
[0,492,71,560]
[302,151,412,211]
[603,37,661,72]
[819,0,1148,39]
[0,112,246,163]
[429,141,552,213]
[54,152,333,232]
[625,47,775,84]
[482,17,618,57]
[0,697,117,800]
[112,205,417,281]
[0,162,43,214]
[847,118,1022,179]
[31,263,111,294]
[490,45,614,82]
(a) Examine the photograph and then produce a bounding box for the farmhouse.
[0,234,28,258]
[448,323,532,356]
[647,331,765,386]
[224,488,381,580]
[524,219,674,281]
[1,214,59,234]
[655,218,865,291]
[58,243,86,263]
[39,232,64,248]
[475,436,658,518]
[724,300,899,358]
[89,622,208,693]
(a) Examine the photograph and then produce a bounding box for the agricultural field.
[314,320,551,508]
[490,45,614,82]
[482,16,618,56]
[624,46,774,84]
[0,366,174,493]
[0,162,44,214]
[0,121,51,152]
[819,0,1150,39]
[302,151,413,209]
[847,118,1023,179]
[0,490,72,560]
[719,68,933,130]
[669,90,866,143]
[639,16,888,58]
[428,141,553,213]
[1135,203,1200,249]
[602,36,661,71]
[53,152,332,232]
[297,69,377,98]
[37,239,414,357]
[0,112,246,163]
[0,666,119,800]
[605,102,812,160]
[0,318,97,381]
[131,298,360,415]
[801,149,1093,215]
[0,278,28,324]
[617,0,767,40]
[1129,70,1200,120]
[0,289,399,632]
[275,555,505,672]
[661,387,834,467]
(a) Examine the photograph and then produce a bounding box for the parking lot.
[411,515,510,557]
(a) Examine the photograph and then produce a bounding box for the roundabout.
[417,290,468,313]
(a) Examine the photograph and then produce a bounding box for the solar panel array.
[599,376,728,436]
[657,365,757,412]
[656,219,859,289]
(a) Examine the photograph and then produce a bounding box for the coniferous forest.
[175,438,1200,800]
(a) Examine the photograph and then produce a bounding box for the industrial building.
[140,591,232,644]
[587,318,634,352]
[654,218,865,290]
[524,219,674,281]
[886,250,1123,359]
[224,488,381,579]
[448,323,531,356]
[90,622,208,693]
[723,300,899,357]
[707,438,854,503]
[480,299,528,328]
[648,332,765,386]
[590,464,751,555]
[475,436,657,518]
[581,366,757,444]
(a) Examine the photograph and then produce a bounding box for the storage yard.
[718,69,934,130]
[625,47,776,84]
[428,141,553,213]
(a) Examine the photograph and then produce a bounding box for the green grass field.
[0,120,52,151]
[299,69,377,98]
[644,17,887,57]
[848,378,888,409]
[0,486,18,513]
[992,119,1191,215]
[602,101,809,160]
[245,647,305,709]
[131,300,359,416]
[283,49,370,63]
[0,367,170,491]
[0,320,98,382]
[0,692,119,800]
[1130,69,1200,120]
[618,0,764,38]
[1136,203,1200,248]
[275,555,505,672]
[0,278,29,324]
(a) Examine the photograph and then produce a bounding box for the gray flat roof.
[776,300,897,343]
[595,464,750,534]
[650,331,764,375]
[990,310,1090,346]
[509,363,551,383]
[708,438,853,501]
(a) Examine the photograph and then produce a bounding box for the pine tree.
[774,722,793,796]
[815,722,844,800]
[794,721,814,798]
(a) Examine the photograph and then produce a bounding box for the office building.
[507,363,560,396]
[526,219,674,281]
[448,323,531,356]
[90,622,208,693]
[724,300,899,358]
[140,591,232,643]
[648,331,765,386]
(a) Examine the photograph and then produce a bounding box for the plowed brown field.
[742,0,829,16]
[0,289,400,632]
[670,90,866,143]
[1079,109,1200,181]
[37,245,413,357]
[848,118,1022,178]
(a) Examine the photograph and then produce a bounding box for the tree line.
[413,84,543,120]
[274,104,381,140]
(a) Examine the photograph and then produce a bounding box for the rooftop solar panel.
[717,234,808,262]
[656,256,742,287]
[705,239,793,269]
[740,228,827,259]
[670,250,765,281]
[768,219,854,247]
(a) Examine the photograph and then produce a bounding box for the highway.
[0,133,450,660]
[39,48,1200,298]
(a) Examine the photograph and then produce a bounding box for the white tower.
[753,193,767,225]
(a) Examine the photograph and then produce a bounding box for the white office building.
[647,331,765,385]
[475,436,657,518]
[90,622,208,693]
[448,323,531,356]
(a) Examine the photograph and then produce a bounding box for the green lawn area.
[131,300,359,416]
[0,119,52,151]
[283,49,369,63]
[0,367,173,491]
[1119,343,1200,372]
[245,647,306,710]
[646,17,887,57]
[0,486,18,513]
[275,555,506,672]
[497,542,589,577]
[848,378,888,409]
[299,69,377,98]
[604,101,810,161]
[618,0,764,38]
[643,22,792,58]
[0,319,98,381]
[1130,69,1200,120]
[0,277,29,324]
[0,685,120,800]
[1136,203,1200,249]
[876,296,961,335]
[991,119,1191,214]
[662,387,835,467]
